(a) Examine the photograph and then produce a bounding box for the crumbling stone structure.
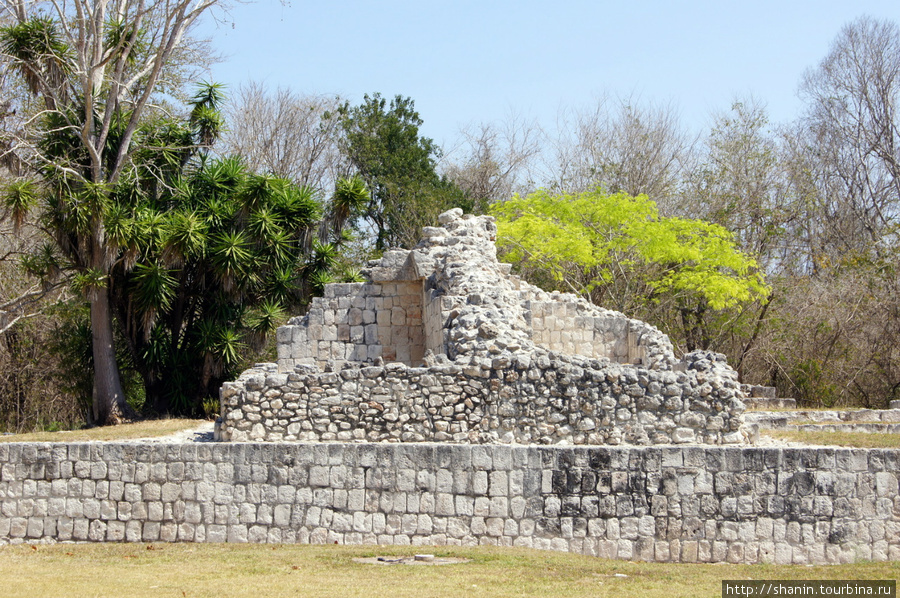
[218,209,749,445]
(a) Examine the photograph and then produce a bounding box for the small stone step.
[792,422,900,434]
[741,384,777,399]
[743,413,791,429]
[743,397,797,409]
[745,408,900,430]
[891,400,900,410]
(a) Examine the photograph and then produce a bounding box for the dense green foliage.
[108,153,322,414]
[491,189,770,351]
[0,1,224,423]
[339,93,467,250]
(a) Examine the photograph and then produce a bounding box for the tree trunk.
[90,290,128,425]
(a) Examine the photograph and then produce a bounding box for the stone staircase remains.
[742,384,900,435]
[740,384,797,409]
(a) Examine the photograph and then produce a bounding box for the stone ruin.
[18,209,900,565]
[217,209,751,445]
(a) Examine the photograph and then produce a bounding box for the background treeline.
[220,17,900,410]
[0,7,898,431]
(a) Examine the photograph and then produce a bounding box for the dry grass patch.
[763,429,900,448]
[0,419,207,443]
[0,543,898,598]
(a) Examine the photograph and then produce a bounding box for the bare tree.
[441,114,542,211]
[221,82,348,194]
[547,96,689,210]
[797,16,900,263]
[737,17,900,407]
[0,234,67,336]
[681,99,801,270]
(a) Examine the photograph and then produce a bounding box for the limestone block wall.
[276,211,678,374]
[277,281,428,371]
[423,288,447,356]
[1,441,898,565]
[219,351,746,445]
[524,296,651,364]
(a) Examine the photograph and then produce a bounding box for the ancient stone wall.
[2,441,898,565]
[276,281,426,368]
[220,351,745,445]
[223,209,748,445]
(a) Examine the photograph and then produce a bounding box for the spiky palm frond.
[163,210,208,266]
[247,207,284,241]
[131,207,168,257]
[329,175,368,238]
[71,268,107,300]
[264,265,295,304]
[191,82,225,112]
[1,178,38,232]
[198,156,245,199]
[276,182,321,229]
[0,16,72,98]
[103,202,136,266]
[263,229,294,268]
[191,82,226,148]
[214,328,244,371]
[337,265,365,283]
[210,230,252,293]
[130,261,177,336]
[307,270,333,296]
[307,239,338,274]
[191,104,224,148]
[104,18,146,69]
[245,299,285,350]
[242,173,278,213]
[20,242,63,281]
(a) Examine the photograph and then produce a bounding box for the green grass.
[763,429,900,448]
[0,543,897,598]
[0,419,207,443]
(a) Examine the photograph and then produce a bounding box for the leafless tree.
[797,16,900,263]
[734,18,900,406]
[681,99,801,271]
[220,82,349,194]
[441,114,543,211]
[547,96,690,210]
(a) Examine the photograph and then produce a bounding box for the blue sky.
[196,0,900,147]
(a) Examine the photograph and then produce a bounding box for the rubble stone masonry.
[219,210,749,445]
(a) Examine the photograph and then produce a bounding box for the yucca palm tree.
[0,0,221,424]
[1,1,371,419]
[114,145,322,414]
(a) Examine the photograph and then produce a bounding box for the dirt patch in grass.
[0,543,897,598]
[353,555,470,566]
[0,418,208,443]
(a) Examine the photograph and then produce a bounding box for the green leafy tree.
[339,93,466,251]
[0,0,221,424]
[490,188,770,351]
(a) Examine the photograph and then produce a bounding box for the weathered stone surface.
[0,441,896,565]
[222,210,747,445]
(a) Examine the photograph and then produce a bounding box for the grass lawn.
[0,543,897,598]
[0,419,207,443]
[762,430,900,449]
